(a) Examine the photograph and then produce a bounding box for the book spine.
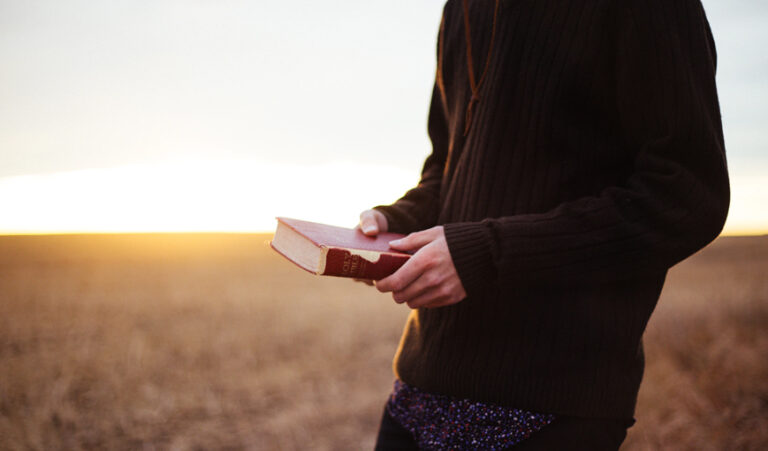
[322,248,409,280]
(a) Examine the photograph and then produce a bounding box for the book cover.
[270,217,410,280]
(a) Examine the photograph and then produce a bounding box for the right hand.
[354,210,389,286]
[358,209,388,236]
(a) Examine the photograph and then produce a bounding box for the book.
[270,217,410,280]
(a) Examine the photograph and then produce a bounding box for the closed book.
[270,217,410,280]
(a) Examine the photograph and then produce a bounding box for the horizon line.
[0,230,766,238]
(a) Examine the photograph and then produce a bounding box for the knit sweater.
[374,0,729,419]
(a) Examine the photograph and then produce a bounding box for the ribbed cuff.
[443,222,497,299]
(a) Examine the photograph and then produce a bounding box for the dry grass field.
[0,234,766,450]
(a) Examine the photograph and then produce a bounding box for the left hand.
[375,226,467,309]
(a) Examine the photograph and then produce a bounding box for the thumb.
[359,211,381,236]
[389,229,437,252]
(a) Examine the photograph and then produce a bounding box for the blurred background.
[1,0,767,233]
[0,0,766,449]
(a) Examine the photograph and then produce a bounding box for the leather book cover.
[275,217,410,279]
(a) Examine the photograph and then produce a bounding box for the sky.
[0,0,766,234]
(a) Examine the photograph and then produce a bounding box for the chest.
[439,0,618,127]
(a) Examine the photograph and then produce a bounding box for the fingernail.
[363,226,375,234]
[389,239,401,245]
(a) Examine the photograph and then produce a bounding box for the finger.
[359,210,380,236]
[392,271,442,304]
[389,228,439,252]
[375,253,429,294]
[372,210,388,232]
[404,286,451,309]
[406,287,448,309]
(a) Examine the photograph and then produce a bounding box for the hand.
[375,226,467,309]
[354,210,389,286]
[358,209,388,236]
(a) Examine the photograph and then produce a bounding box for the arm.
[443,0,730,297]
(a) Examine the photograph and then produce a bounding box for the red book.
[270,217,410,280]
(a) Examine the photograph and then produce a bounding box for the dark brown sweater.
[374,0,729,419]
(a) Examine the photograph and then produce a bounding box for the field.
[0,234,766,450]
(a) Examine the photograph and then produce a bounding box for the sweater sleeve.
[373,10,451,235]
[443,0,730,296]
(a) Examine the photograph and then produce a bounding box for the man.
[359,0,729,449]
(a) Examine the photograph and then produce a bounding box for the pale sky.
[0,0,766,234]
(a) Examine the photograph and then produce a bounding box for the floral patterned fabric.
[387,380,556,450]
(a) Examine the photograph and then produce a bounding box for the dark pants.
[374,406,634,450]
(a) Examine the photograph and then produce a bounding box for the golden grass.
[0,234,766,450]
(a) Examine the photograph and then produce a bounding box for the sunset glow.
[0,160,418,234]
[0,161,765,235]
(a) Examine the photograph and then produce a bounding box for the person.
[357,0,730,449]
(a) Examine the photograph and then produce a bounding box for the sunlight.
[0,161,765,235]
[0,160,419,233]
[722,174,768,236]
